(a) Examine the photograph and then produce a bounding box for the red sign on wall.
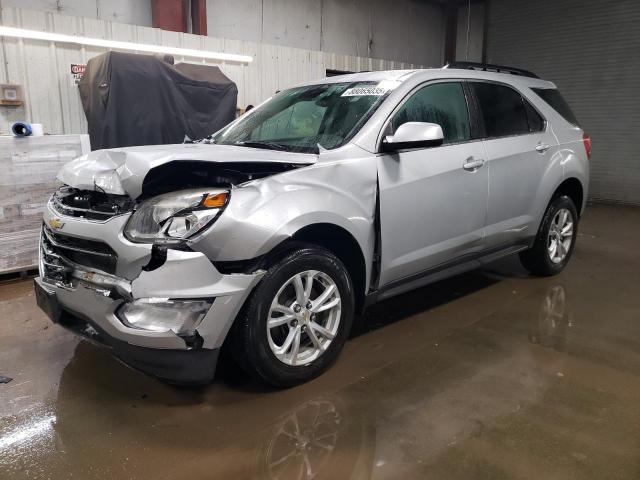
[70,63,86,86]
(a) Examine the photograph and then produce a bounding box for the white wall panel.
[0,0,96,18]
[206,0,263,43]
[0,7,425,137]
[2,1,445,66]
[96,0,152,26]
[262,0,322,51]
[207,0,445,66]
[0,0,152,26]
[321,0,370,57]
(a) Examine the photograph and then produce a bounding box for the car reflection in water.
[529,285,573,350]
[254,393,381,480]
[263,399,340,478]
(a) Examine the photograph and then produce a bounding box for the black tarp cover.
[79,51,237,150]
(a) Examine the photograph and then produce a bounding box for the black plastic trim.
[381,137,443,152]
[448,61,539,79]
[365,239,533,307]
[42,225,117,275]
[214,255,266,274]
[369,176,382,293]
[462,80,484,140]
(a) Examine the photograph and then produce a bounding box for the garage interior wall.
[206,0,445,66]
[0,7,428,136]
[0,0,153,26]
[485,0,640,205]
[455,1,484,62]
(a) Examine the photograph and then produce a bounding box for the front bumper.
[35,277,221,384]
[36,247,262,382]
[37,204,264,383]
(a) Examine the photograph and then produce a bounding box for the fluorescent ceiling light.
[0,26,253,63]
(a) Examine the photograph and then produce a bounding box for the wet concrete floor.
[1,203,639,479]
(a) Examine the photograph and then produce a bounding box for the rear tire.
[230,245,354,388]
[520,195,578,276]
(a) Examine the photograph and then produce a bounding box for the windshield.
[211,81,395,153]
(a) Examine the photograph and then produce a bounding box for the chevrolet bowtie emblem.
[48,218,65,230]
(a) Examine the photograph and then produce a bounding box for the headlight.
[124,189,229,244]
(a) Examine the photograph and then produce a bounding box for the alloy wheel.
[547,208,573,264]
[267,270,342,366]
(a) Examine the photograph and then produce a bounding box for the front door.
[377,81,488,287]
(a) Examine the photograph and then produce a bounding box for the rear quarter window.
[532,88,580,127]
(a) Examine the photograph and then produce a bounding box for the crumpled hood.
[57,143,316,198]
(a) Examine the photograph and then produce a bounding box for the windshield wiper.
[234,141,289,151]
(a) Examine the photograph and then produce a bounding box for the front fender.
[190,155,378,269]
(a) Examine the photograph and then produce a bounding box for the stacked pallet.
[0,135,90,274]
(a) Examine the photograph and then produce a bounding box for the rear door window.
[391,82,471,144]
[532,88,580,126]
[471,82,530,138]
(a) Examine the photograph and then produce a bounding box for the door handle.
[535,142,551,153]
[463,157,485,171]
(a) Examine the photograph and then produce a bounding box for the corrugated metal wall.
[207,0,446,65]
[485,0,640,205]
[0,0,153,26]
[0,7,427,138]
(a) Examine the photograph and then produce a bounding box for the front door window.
[391,82,471,144]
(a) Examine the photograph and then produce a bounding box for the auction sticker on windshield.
[342,86,386,96]
[341,80,402,97]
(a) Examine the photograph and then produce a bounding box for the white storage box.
[0,135,90,274]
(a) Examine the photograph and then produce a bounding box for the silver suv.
[35,64,590,386]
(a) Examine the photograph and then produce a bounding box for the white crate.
[0,134,90,274]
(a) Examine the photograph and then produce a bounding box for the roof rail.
[445,61,539,79]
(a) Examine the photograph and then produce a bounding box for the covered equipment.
[79,52,237,150]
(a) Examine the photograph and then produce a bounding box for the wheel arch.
[552,177,584,216]
[282,223,368,313]
[214,221,370,315]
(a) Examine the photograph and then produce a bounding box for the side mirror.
[381,122,444,152]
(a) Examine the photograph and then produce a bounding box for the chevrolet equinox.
[35,63,590,386]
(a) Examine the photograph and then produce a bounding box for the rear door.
[377,81,488,286]
[470,81,557,247]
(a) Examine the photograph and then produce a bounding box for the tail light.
[583,132,592,159]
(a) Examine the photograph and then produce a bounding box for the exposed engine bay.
[53,186,134,220]
[55,143,316,199]
[139,160,304,198]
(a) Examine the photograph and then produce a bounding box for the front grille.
[51,186,133,221]
[41,225,118,283]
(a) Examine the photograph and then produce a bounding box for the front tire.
[230,245,354,387]
[520,195,578,276]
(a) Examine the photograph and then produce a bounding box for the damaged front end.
[36,212,263,383]
[35,146,308,383]
[56,143,314,197]
[39,224,212,342]
[36,140,378,384]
